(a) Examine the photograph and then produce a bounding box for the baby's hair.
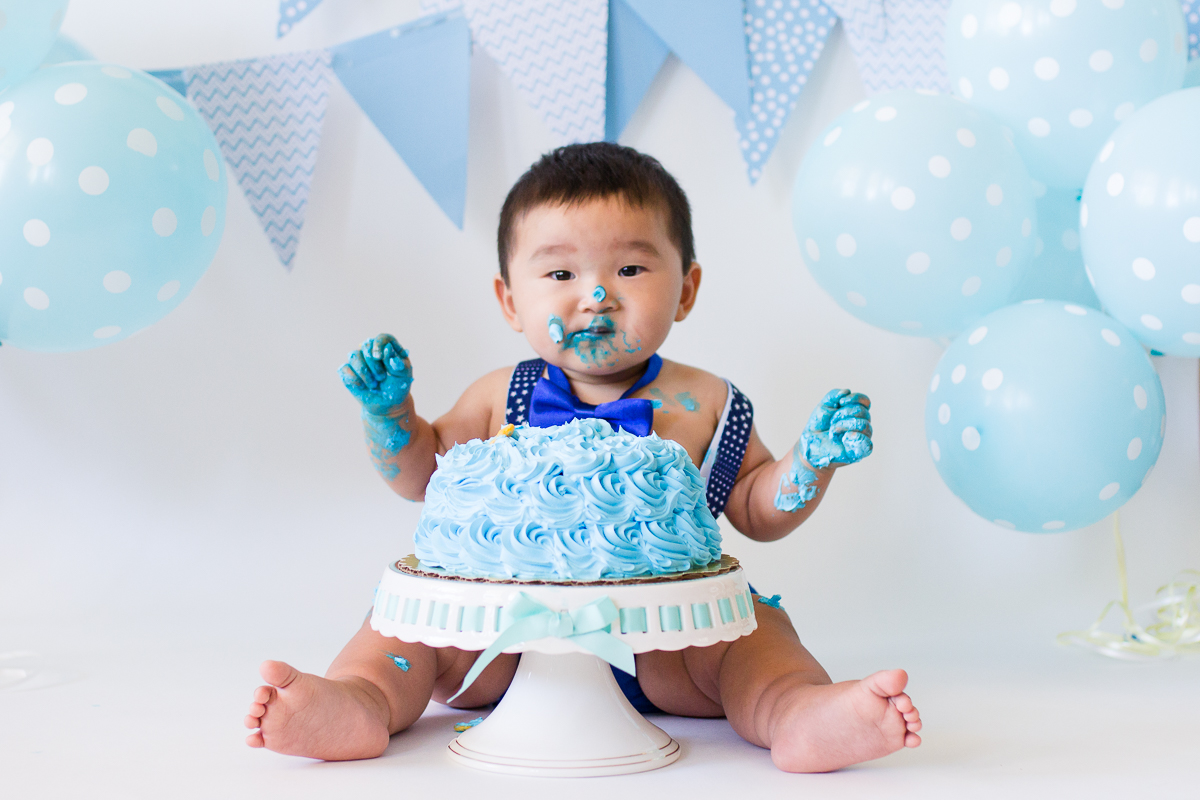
[497,142,695,283]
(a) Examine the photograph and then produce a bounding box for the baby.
[244,143,921,772]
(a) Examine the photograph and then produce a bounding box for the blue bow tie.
[528,354,662,437]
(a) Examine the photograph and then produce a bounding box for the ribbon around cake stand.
[450,593,634,701]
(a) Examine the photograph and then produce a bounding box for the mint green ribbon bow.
[449,593,635,701]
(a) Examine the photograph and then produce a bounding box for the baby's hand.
[339,334,413,416]
[801,389,873,469]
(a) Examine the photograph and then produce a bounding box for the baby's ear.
[494,273,524,332]
[675,263,702,322]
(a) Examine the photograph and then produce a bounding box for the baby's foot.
[769,669,921,773]
[244,660,391,761]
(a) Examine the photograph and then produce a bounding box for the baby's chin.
[532,343,655,376]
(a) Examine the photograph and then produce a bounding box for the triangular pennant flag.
[623,0,750,122]
[465,0,608,144]
[737,0,835,183]
[1185,0,1199,60]
[830,0,951,95]
[278,0,325,38]
[184,52,332,269]
[606,0,670,141]
[421,0,464,11]
[332,13,471,227]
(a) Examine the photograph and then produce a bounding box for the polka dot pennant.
[945,0,1188,190]
[1079,88,1200,357]
[925,301,1164,533]
[0,63,227,351]
[1185,0,1199,59]
[277,0,325,38]
[738,0,835,183]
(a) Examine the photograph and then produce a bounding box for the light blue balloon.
[0,63,227,351]
[945,0,1186,190]
[0,0,69,94]
[792,90,1037,339]
[1080,88,1200,357]
[1012,187,1101,308]
[1185,58,1200,89]
[39,34,91,66]
[925,301,1164,533]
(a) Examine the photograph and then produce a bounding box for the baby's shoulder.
[653,359,731,412]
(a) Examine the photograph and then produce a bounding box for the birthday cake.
[413,418,722,581]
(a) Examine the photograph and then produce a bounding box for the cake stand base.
[448,651,679,777]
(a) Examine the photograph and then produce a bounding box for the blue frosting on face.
[413,418,722,580]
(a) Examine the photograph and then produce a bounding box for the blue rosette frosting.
[414,418,722,580]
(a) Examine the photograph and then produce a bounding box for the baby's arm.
[339,334,504,501]
[722,389,873,542]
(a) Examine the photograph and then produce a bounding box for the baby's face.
[498,196,698,374]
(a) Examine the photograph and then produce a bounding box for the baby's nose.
[582,284,615,311]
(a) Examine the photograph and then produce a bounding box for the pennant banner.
[605,0,669,141]
[465,0,608,144]
[332,12,471,227]
[829,0,952,95]
[184,52,332,268]
[1186,0,1199,59]
[278,0,326,38]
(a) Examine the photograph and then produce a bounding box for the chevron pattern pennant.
[278,0,325,38]
[184,52,332,269]
[738,0,836,183]
[831,0,951,95]
[421,0,465,11]
[464,0,608,144]
[1185,0,1199,59]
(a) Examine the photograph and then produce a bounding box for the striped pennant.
[464,0,608,144]
[278,0,325,38]
[184,52,332,269]
[829,0,951,95]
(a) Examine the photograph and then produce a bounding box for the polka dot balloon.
[1011,186,1101,308]
[792,90,1036,339]
[1080,87,1200,357]
[0,0,69,94]
[925,300,1164,533]
[945,0,1187,190]
[0,63,226,351]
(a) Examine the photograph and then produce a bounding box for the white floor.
[3,604,1197,800]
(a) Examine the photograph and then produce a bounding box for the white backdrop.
[2,2,1198,798]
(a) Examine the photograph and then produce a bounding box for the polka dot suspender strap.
[705,384,753,519]
[505,359,545,426]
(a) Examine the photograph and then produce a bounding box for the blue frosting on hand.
[340,334,413,415]
[414,418,722,580]
[801,389,873,469]
[774,442,821,512]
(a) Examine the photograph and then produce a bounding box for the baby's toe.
[890,692,914,714]
[904,732,922,748]
[906,718,922,733]
[246,732,265,748]
[248,701,266,718]
[253,685,273,704]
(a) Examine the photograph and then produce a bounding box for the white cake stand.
[370,555,757,777]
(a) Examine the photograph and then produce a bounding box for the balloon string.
[1058,510,1200,660]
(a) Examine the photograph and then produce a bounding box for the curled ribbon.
[1059,511,1200,660]
[450,593,635,701]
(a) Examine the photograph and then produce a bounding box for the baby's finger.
[359,342,388,382]
[371,333,398,361]
[831,418,872,437]
[831,404,870,424]
[806,403,836,433]
[819,388,851,408]
[839,392,870,409]
[348,352,380,389]
[842,430,874,461]
[339,364,366,390]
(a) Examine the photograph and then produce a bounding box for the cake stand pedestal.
[370,556,757,778]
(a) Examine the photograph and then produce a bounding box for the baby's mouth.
[565,317,615,344]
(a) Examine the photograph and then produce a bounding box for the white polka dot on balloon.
[1042,521,1065,531]
[951,218,972,240]
[1081,203,1089,227]
[1127,437,1142,459]
[938,403,951,424]
[157,280,181,302]
[1101,328,1121,346]
[1089,50,1113,72]
[907,252,930,274]
[994,519,1017,529]
[203,149,220,181]
[996,246,1012,266]
[1183,217,1200,242]
[23,219,50,247]
[1061,229,1079,251]
[78,166,109,195]
[956,128,976,147]
[93,325,121,339]
[1098,141,1115,163]
[986,184,1003,205]
[1132,257,1155,280]
[891,187,916,210]
[1050,0,1076,16]
[962,276,982,295]
[957,77,974,99]
[962,426,981,450]
[1140,314,1163,330]
[989,67,1010,90]
[805,239,820,261]
[127,128,157,157]
[951,364,967,383]
[1064,304,1087,315]
[1108,173,1126,196]
[997,3,1022,27]
[1114,102,1135,121]
[1140,39,1158,62]
[1101,0,1125,8]
[930,440,941,461]
[201,207,217,236]
[1034,57,1060,80]
[1183,332,1200,345]
[103,270,131,293]
[928,156,951,178]
[152,208,178,237]
[1182,284,1200,304]
[981,368,1003,390]
[24,287,50,309]
[961,14,978,37]
[1022,218,1032,236]
[1028,118,1050,137]
[836,234,856,257]
[1069,109,1093,128]
[1098,482,1120,500]
[847,291,867,307]
[27,138,55,166]
[1134,384,1148,409]
[157,96,185,121]
[54,83,87,105]
[930,373,941,392]
[875,106,897,122]
[968,326,988,344]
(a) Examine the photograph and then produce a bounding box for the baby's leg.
[244,618,518,760]
[636,602,921,773]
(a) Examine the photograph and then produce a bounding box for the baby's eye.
[548,270,573,281]
[618,265,644,277]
